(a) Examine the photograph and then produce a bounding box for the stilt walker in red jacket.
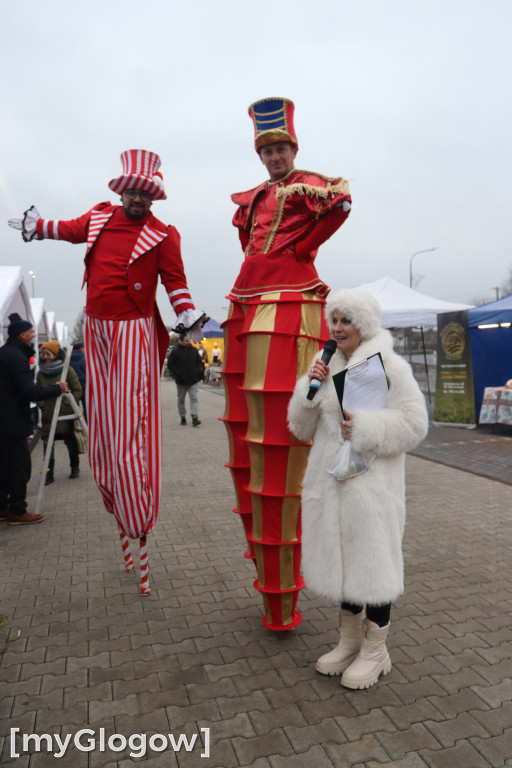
[8,149,207,594]
[222,99,352,630]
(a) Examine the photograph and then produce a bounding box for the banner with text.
[434,310,476,425]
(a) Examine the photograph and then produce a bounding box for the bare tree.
[471,292,498,307]
[501,266,512,298]
[71,307,86,344]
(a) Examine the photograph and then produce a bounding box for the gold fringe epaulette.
[275,176,350,202]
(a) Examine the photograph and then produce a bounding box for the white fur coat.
[287,328,428,606]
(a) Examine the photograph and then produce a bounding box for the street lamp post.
[28,270,36,298]
[409,247,439,289]
[407,247,440,390]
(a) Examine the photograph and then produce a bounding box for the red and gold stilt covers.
[221,291,329,630]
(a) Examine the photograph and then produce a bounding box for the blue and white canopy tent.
[468,295,512,416]
[201,317,223,338]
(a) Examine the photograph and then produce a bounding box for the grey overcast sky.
[1,0,510,330]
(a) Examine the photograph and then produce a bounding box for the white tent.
[55,321,69,346]
[354,276,473,328]
[46,311,57,340]
[0,266,34,344]
[30,297,52,344]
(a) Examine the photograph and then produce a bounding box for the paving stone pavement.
[410,423,512,487]
[1,381,512,768]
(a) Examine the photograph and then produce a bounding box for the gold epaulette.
[275,173,350,201]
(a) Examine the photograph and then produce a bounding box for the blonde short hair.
[325,289,382,341]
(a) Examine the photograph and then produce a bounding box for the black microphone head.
[307,339,337,401]
[321,339,337,364]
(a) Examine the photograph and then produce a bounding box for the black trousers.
[0,435,31,514]
[341,601,391,627]
[44,430,79,472]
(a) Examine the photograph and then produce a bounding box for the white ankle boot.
[316,609,365,675]
[341,619,392,689]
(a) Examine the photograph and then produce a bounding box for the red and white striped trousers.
[84,316,162,538]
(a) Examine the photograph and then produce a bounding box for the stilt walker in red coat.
[222,99,352,630]
[8,149,208,594]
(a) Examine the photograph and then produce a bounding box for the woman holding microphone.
[288,289,428,689]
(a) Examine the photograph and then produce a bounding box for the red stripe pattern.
[84,316,162,539]
[40,220,60,239]
[120,530,135,571]
[140,536,150,595]
[167,287,194,314]
[108,150,166,200]
[129,224,167,264]
[86,209,115,254]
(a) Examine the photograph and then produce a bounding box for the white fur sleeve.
[350,359,428,456]
[287,372,321,442]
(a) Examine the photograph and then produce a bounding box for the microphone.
[306,339,337,400]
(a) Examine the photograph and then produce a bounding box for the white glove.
[8,205,40,242]
[174,309,210,342]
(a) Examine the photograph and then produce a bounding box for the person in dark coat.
[37,340,82,484]
[167,334,204,426]
[70,341,87,418]
[0,313,70,525]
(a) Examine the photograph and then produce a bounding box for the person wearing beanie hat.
[7,150,208,587]
[40,340,60,357]
[288,289,428,689]
[221,98,352,631]
[0,315,70,526]
[36,342,82,484]
[7,312,33,338]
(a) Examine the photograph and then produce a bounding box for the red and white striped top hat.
[108,149,167,200]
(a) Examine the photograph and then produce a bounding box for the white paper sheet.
[342,354,389,414]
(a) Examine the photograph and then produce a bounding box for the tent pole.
[420,326,431,404]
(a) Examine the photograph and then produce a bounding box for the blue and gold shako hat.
[248,97,298,152]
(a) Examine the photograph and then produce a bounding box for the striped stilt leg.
[120,530,135,572]
[84,316,162,540]
[223,291,329,630]
[220,301,255,562]
[139,535,150,595]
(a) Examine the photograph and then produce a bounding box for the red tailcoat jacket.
[36,202,196,364]
[230,169,351,299]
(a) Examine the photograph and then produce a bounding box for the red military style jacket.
[230,169,351,300]
[36,202,195,318]
[35,202,196,363]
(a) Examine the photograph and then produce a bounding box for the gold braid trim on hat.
[255,129,298,150]
[275,178,350,201]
